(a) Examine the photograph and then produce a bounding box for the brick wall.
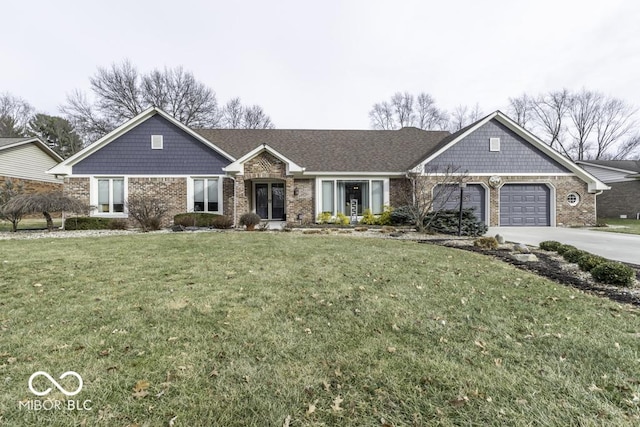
[290,179,314,224]
[128,177,187,226]
[594,180,640,219]
[2,176,63,194]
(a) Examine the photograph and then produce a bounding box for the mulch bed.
[422,239,640,307]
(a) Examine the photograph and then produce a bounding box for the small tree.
[2,192,88,231]
[0,178,25,231]
[126,195,168,232]
[400,165,468,233]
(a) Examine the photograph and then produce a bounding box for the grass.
[0,217,62,232]
[593,218,640,235]
[0,232,639,426]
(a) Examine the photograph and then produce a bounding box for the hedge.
[173,213,233,229]
[64,217,126,230]
[591,262,636,288]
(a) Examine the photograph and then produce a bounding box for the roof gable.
[0,137,63,162]
[224,144,304,175]
[48,108,234,176]
[414,111,608,192]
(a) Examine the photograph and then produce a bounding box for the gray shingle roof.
[193,128,450,172]
[578,159,640,173]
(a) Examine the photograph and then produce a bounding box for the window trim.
[566,192,580,207]
[187,176,223,214]
[90,176,128,217]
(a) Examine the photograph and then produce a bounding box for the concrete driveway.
[486,227,640,265]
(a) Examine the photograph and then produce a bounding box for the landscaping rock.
[513,253,538,262]
[171,225,185,232]
[495,234,505,244]
[514,243,530,253]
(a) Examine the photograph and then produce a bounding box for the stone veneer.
[388,175,596,227]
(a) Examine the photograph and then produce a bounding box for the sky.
[2,0,640,130]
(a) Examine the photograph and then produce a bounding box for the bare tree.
[220,98,274,129]
[0,93,34,137]
[221,97,244,128]
[449,104,484,131]
[568,89,602,160]
[610,133,640,160]
[400,165,468,233]
[416,93,449,130]
[369,92,448,130]
[594,97,637,159]
[530,89,573,157]
[507,94,533,129]
[369,101,395,130]
[391,92,415,128]
[62,60,272,143]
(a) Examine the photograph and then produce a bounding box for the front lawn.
[0,232,638,425]
[593,218,640,235]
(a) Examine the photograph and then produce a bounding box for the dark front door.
[254,182,285,220]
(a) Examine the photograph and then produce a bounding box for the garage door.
[433,184,486,224]
[500,184,550,226]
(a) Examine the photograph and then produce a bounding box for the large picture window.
[192,178,219,212]
[97,178,124,214]
[320,179,386,216]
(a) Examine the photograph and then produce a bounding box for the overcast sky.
[2,0,639,130]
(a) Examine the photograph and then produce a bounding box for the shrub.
[424,209,487,237]
[316,212,332,224]
[474,236,498,249]
[577,254,607,272]
[211,215,234,229]
[562,248,589,264]
[360,209,377,225]
[64,217,114,230]
[556,244,577,255]
[334,212,351,225]
[390,206,414,225]
[591,262,636,288]
[126,196,167,232]
[174,212,228,228]
[539,241,563,252]
[239,212,262,230]
[377,206,394,226]
[108,219,129,230]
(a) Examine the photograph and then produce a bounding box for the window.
[193,178,219,212]
[567,192,580,206]
[321,181,334,213]
[489,137,500,152]
[97,178,124,213]
[151,135,163,149]
[319,179,386,216]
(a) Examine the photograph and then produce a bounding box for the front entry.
[254,182,285,220]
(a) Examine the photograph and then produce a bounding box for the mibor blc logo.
[28,371,83,396]
[20,371,92,411]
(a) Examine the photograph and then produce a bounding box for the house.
[0,137,63,193]
[47,107,607,227]
[576,160,640,219]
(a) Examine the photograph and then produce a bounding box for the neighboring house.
[576,160,640,219]
[48,108,607,227]
[0,137,64,193]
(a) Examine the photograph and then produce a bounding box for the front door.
[254,182,285,220]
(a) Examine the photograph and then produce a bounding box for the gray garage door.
[433,184,486,224]
[500,184,550,226]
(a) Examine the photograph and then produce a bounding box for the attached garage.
[433,184,486,224]
[500,184,551,226]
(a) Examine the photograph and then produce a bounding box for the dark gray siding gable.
[427,119,570,174]
[73,115,231,174]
